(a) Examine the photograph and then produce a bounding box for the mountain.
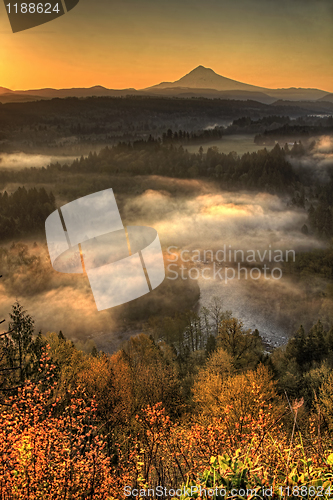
[145,66,328,101]
[317,93,333,103]
[0,93,47,104]
[0,86,140,99]
[144,85,276,104]
[0,85,143,104]
[147,65,268,93]
[268,88,329,101]
[0,87,13,95]
[0,66,330,104]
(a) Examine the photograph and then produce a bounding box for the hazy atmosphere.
[1,0,333,497]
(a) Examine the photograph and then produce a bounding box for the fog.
[121,182,331,344]
[0,176,330,351]
[0,242,117,347]
[289,135,333,184]
[0,152,78,170]
[122,185,322,253]
[184,135,274,155]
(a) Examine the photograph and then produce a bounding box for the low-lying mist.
[289,135,333,184]
[122,183,322,253]
[0,152,78,170]
[0,176,331,351]
[121,181,332,342]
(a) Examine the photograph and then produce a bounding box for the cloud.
[0,179,328,351]
[0,153,77,170]
[123,185,321,253]
[289,135,333,184]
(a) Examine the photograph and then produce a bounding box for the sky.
[1,0,333,91]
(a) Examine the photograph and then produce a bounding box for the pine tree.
[8,302,36,383]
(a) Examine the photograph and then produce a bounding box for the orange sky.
[1,0,332,92]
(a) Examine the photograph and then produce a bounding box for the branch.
[0,384,25,392]
[0,328,14,337]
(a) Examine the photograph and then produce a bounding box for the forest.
[2,301,333,498]
[0,135,332,241]
[0,187,55,239]
[1,96,331,153]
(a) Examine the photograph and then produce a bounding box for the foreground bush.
[2,338,333,498]
[0,349,121,499]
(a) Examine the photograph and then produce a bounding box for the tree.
[307,320,327,364]
[110,334,184,422]
[8,302,35,383]
[0,351,116,498]
[0,302,42,393]
[217,317,263,369]
[192,347,234,415]
[193,364,280,444]
[286,321,327,371]
[0,305,21,395]
[319,371,333,431]
[285,325,307,368]
[204,296,232,335]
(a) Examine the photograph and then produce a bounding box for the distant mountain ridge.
[0,66,331,104]
[0,85,138,98]
[146,66,329,102]
[318,93,333,103]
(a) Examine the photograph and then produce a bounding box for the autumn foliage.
[1,305,333,498]
[0,348,118,499]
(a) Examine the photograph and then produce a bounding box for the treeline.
[161,127,223,144]
[0,186,56,239]
[42,141,298,193]
[228,114,333,137]
[229,114,291,135]
[232,115,291,127]
[255,124,333,145]
[0,96,302,145]
[2,302,333,497]
[0,141,299,195]
[1,139,332,240]
[235,115,333,129]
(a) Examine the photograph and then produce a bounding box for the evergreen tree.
[7,302,37,383]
